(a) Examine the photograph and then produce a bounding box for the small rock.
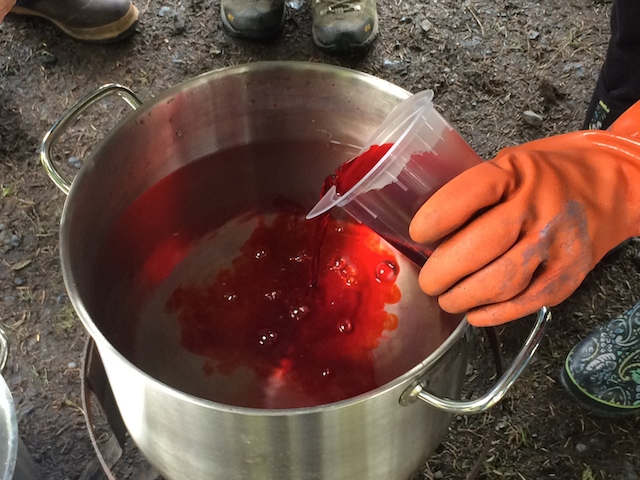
[67,157,81,169]
[383,58,402,69]
[173,12,187,34]
[420,19,433,33]
[528,31,540,40]
[13,277,23,286]
[157,6,173,16]
[498,25,507,37]
[563,62,586,78]
[465,363,474,375]
[523,110,544,127]
[40,51,56,65]
[434,471,444,479]
[67,361,77,369]
[576,443,587,453]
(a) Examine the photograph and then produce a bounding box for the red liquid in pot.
[94,140,432,409]
[165,209,401,407]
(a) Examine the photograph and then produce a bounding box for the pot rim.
[60,61,470,415]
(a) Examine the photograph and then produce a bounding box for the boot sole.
[10,4,139,43]
[559,364,640,418]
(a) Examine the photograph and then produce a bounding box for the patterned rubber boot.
[10,0,139,42]
[560,302,640,417]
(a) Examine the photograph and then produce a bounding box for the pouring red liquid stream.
[309,143,393,287]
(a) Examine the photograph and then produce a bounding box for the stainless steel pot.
[41,62,549,480]
[0,329,41,480]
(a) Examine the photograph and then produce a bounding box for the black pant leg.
[583,0,640,129]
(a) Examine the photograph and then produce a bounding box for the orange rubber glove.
[0,0,16,21]
[409,100,640,327]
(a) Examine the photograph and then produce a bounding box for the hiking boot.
[10,0,139,42]
[311,0,378,53]
[220,0,285,40]
[560,302,640,418]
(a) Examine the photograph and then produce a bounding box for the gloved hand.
[409,101,640,327]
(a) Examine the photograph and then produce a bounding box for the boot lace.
[315,0,362,16]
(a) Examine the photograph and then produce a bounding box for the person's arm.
[409,101,640,327]
[0,0,15,22]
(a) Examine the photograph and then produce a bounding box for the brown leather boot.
[10,0,139,42]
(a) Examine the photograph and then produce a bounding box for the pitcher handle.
[40,84,142,194]
[400,306,551,414]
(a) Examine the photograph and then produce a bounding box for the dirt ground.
[0,0,639,478]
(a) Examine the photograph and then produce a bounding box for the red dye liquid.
[328,143,393,196]
[94,139,409,409]
[166,208,401,407]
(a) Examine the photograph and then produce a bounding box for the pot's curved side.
[98,326,469,480]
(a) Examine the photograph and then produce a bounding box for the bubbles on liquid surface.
[223,292,238,302]
[289,251,310,263]
[330,256,358,286]
[375,260,398,283]
[330,257,346,270]
[337,319,353,334]
[321,368,331,377]
[258,329,278,347]
[289,305,310,321]
[255,249,267,259]
[264,290,278,301]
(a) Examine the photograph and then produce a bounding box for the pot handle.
[40,84,142,195]
[399,306,551,414]
[0,327,8,374]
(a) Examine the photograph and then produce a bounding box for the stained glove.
[409,101,640,327]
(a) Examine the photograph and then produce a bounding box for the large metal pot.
[0,329,41,480]
[42,62,549,480]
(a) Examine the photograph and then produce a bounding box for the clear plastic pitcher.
[307,90,482,265]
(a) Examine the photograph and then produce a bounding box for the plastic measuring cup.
[307,90,482,265]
